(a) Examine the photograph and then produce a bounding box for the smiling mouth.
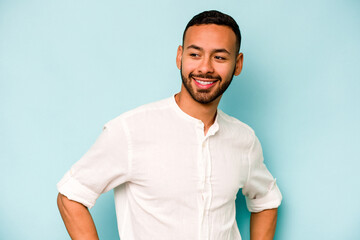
[192,77,219,89]
[194,79,217,85]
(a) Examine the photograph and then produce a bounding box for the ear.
[234,53,244,76]
[176,45,183,70]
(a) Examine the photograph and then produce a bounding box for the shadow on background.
[90,191,119,239]
[235,192,251,240]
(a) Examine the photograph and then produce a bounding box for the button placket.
[200,136,212,240]
[195,121,217,240]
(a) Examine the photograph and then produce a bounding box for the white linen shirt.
[57,96,282,240]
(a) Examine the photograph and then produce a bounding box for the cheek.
[181,60,196,74]
[217,64,235,79]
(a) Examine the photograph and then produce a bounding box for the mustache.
[189,73,222,81]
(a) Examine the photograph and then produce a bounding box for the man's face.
[176,24,243,104]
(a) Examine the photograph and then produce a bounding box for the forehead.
[183,24,237,53]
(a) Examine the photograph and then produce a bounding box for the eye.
[215,56,226,60]
[189,53,200,58]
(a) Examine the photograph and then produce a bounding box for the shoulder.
[218,110,254,134]
[217,110,257,143]
[104,97,173,128]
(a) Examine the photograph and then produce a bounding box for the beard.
[180,66,235,104]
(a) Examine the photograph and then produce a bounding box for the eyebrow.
[186,44,231,55]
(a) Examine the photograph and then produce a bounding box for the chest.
[128,133,250,205]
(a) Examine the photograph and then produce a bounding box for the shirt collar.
[169,95,220,136]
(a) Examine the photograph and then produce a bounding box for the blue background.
[1,0,359,239]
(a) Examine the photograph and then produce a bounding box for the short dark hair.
[182,10,241,52]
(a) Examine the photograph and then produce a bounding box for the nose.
[197,57,214,74]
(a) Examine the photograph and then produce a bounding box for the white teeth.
[195,80,214,85]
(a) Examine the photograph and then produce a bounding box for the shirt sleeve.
[57,119,130,209]
[242,135,282,213]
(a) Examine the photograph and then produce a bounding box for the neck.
[175,85,221,135]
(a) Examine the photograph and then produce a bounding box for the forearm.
[250,208,278,240]
[57,193,99,240]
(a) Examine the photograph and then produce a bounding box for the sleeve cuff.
[245,182,282,213]
[57,171,99,209]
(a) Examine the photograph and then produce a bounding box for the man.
[57,10,282,240]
